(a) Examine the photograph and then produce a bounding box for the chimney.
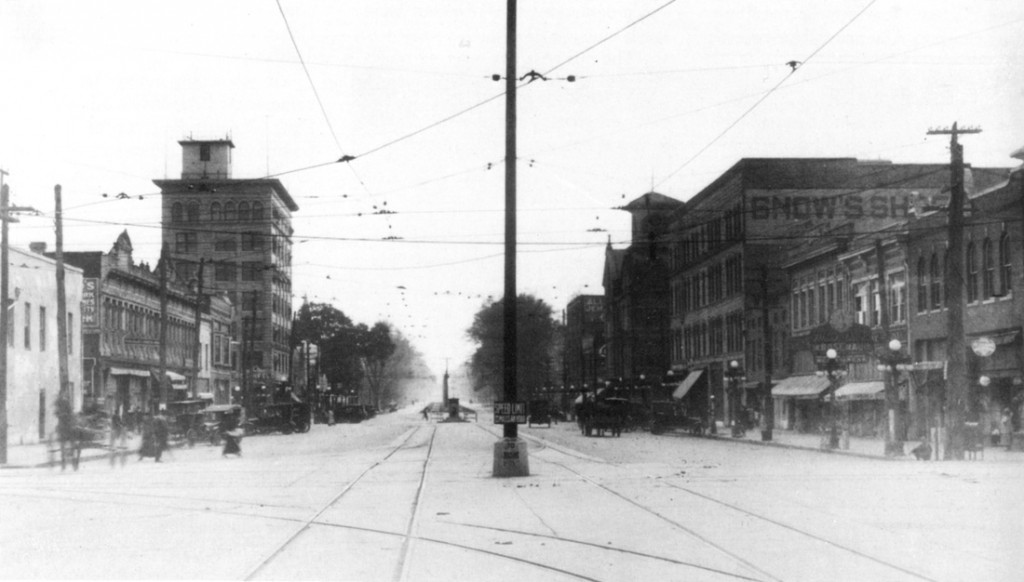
[29,242,47,254]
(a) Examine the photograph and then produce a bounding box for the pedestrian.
[421,407,429,421]
[139,414,156,461]
[220,411,242,457]
[153,413,169,461]
[109,411,127,467]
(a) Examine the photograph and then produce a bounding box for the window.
[966,242,978,302]
[982,238,995,299]
[241,232,264,251]
[210,202,221,221]
[917,257,928,312]
[187,201,200,222]
[39,306,46,351]
[175,232,197,253]
[24,302,31,349]
[171,202,183,223]
[224,201,236,222]
[1000,232,1012,295]
[214,238,237,253]
[200,143,211,161]
[818,285,826,325]
[238,201,251,222]
[930,253,942,309]
[242,262,262,282]
[889,274,906,323]
[215,262,237,282]
[252,202,265,221]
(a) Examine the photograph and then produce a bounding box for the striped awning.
[771,375,830,399]
[672,370,703,400]
[835,381,885,401]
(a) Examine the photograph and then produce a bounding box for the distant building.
[54,232,233,413]
[154,138,298,392]
[563,294,604,399]
[4,245,83,445]
[603,192,681,389]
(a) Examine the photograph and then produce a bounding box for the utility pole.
[191,258,205,398]
[760,265,774,441]
[876,238,903,456]
[1,177,38,464]
[502,0,519,442]
[0,177,9,465]
[927,122,981,460]
[157,243,170,413]
[55,187,70,403]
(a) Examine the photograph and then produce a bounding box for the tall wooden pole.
[0,182,9,464]
[928,122,981,460]
[191,258,205,398]
[502,0,518,440]
[760,265,774,441]
[158,243,169,412]
[55,186,70,405]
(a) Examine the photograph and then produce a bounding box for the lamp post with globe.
[877,338,910,456]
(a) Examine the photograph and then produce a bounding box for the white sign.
[971,337,996,358]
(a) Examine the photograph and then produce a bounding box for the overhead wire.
[655,0,880,189]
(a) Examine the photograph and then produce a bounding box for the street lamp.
[727,360,746,437]
[824,348,841,449]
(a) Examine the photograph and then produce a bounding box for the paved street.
[2,407,1021,581]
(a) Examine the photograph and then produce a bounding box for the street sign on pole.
[493,401,527,424]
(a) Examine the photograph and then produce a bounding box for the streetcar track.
[393,426,436,582]
[543,457,782,582]
[662,481,943,582]
[517,426,943,582]
[242,425,424,580]
[444,520,766,582]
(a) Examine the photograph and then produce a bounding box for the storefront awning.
[771,375,830,399]
[108,367,149,378]
[672,370,703,400]
[835,381,885,400]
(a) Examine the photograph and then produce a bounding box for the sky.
[1,1,1022,377]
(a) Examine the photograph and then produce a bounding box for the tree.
[291,302,362,390]
[467,294,557,402]
[357,322,396,409]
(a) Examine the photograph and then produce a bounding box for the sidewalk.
[705,424,1024,462]
[1,434,143,469]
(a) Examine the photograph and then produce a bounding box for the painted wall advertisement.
[81,278,98,329]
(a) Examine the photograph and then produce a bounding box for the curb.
[701,432,905,462]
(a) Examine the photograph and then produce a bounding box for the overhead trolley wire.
[655,0,879,189]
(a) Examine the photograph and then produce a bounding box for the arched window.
[238,201,251,222]
[224,201,236,222]
[982,238,994,299]
[917,257,928,312]
[930,252,942,309]
[1000,232,1012,295]
[210,202,221,221]
[171,202,183,223]
[187,201,200,222]
[966,242,978,302]
[252,201,264,221]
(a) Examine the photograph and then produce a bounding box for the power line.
[275,0,344,155]
[655,0,879,188]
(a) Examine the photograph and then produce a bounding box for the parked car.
[246,401,310,435]
[201,404,243,445]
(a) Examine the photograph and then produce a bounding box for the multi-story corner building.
[602,192,681,392]
[668,158,977,433]
[154,138,298,392]
[906,153,1022,447]
[4,245,83,445]
[53,232,231,414]
[563,294,605,399]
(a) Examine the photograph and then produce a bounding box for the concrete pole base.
[492,437,529,477]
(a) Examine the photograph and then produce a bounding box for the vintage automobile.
[648,401,704,436]
[528,400,553,427]
[246,401,311,435]
[577,398,628,437]
[165,399,211,446]
[201,404,244,445]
